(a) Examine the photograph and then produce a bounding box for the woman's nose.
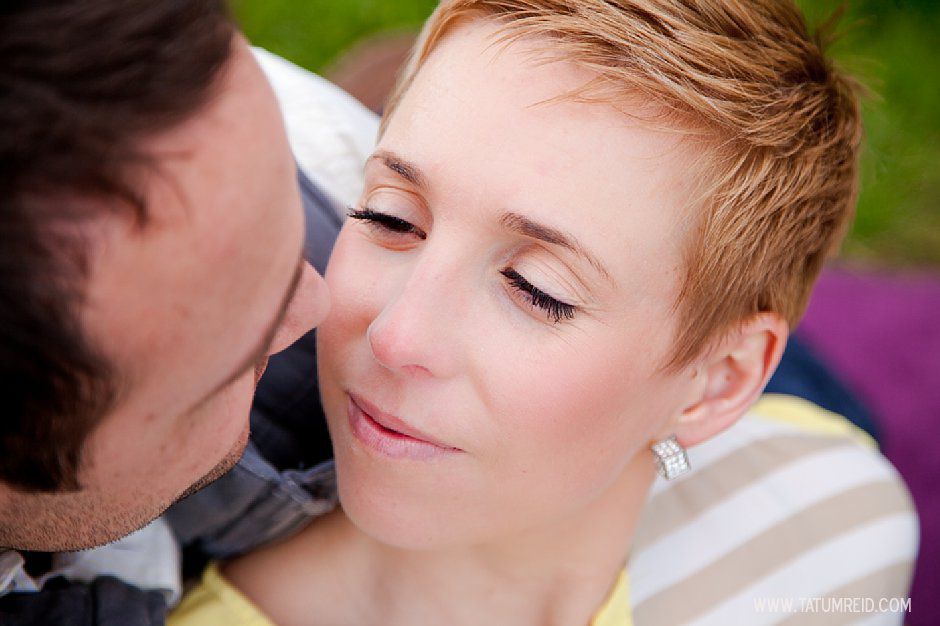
[367,311,433,378]
[366,268,461,379]
[267,262,330,356]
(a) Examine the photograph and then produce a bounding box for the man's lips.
[349,393,459,451]
[253,357,270,388]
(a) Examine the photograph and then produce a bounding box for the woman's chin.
[334,466,483,551]
[342,502,445,551]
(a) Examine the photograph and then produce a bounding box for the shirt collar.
[0,518,181,604]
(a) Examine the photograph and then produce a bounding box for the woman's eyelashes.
[500,268,577,324]
[348,207,427,239]
[349,206,578,324]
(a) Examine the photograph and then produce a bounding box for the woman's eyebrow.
[367,150,614,284]
[499,212,613,284]
[368,150,428,190]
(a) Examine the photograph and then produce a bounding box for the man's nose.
[267,261,330,355]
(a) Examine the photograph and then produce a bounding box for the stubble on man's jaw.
[0,360,268,550]
[0,420,250,551]
[176,353,269,503]
[173,420,250,503]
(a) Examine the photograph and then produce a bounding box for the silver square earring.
[651,435,691,480]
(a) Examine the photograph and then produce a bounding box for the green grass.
[231,0,437,71]
[233,0,940,267]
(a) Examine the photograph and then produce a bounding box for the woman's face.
[317,19,701,549]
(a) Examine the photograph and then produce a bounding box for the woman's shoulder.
[169,543,334,626]
[626,393,918,625]
[170,508,355,626]
[168,562,275,626]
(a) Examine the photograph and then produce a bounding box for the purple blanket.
[797,267,940,624]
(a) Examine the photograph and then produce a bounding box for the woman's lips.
[347,393,461,460]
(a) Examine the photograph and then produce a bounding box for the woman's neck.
[352,505,631,626]
[227,453,656,626]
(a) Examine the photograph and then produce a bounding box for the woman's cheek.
[324,234,376,327]
[499,343,649,489]
[328,229,407,318]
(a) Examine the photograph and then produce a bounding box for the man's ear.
[674,312,788,448]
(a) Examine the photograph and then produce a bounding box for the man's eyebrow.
[499,212,613,284]
[369,150,428,189]
[206,254,306,399]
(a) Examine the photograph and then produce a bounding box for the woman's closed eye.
[500,267,577,324]
[348,207,427,239]
[348,206,578,324]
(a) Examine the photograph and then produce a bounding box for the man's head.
[0,0,328,550]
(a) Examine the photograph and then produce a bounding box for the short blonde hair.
[382,0,863,368]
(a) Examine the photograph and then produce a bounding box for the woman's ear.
[673,312,788,448]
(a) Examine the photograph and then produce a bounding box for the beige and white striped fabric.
[627,394,919,625]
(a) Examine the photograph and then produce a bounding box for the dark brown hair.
[0,0,236,492]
